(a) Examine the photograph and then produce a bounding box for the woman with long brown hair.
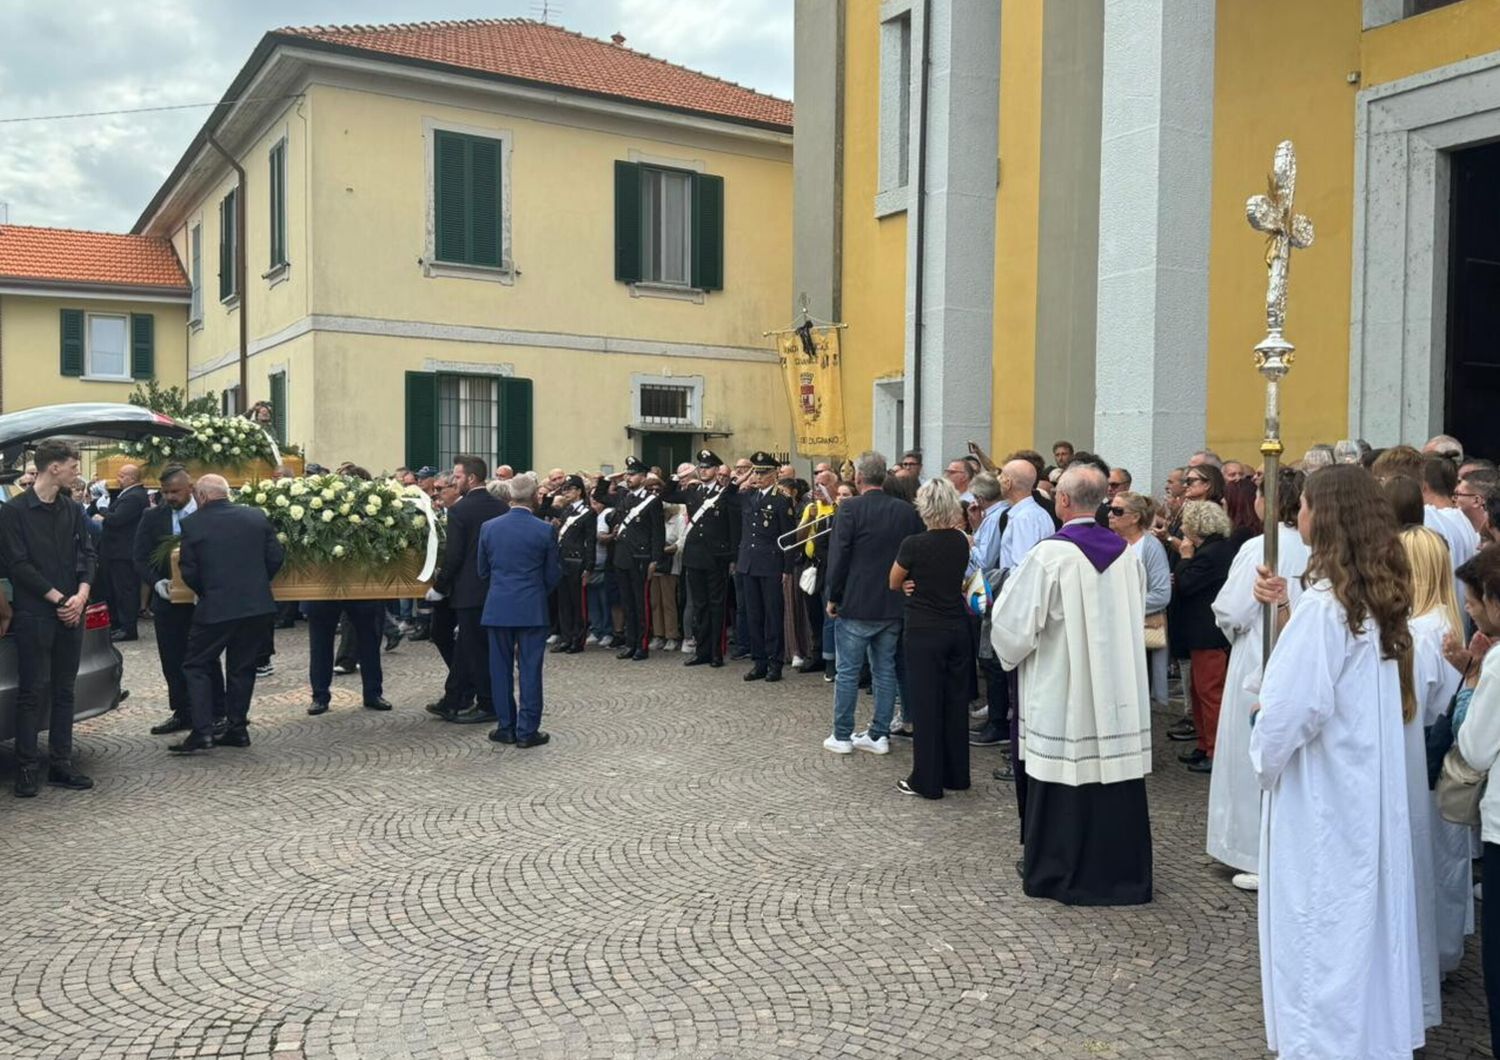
[1249,465,1423,1059]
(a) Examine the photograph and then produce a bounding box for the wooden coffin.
[96,453,304,489]
[169,548,428,604]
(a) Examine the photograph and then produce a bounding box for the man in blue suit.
[478,472,562,748]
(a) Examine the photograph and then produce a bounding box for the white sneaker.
[587,633,601,645]
[969,701,989,719]
[1231,872,1260,892]
[546,634,560,646]
[681,638,696,653]
[664,639,679,652]
[649,637,665,650]
[255,663,275,678]
[822,734,854,755]
[791,655,806,669]
[852,731,890,755]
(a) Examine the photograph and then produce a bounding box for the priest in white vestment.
[991,465,1153,906]
[1249,468,1423,1060]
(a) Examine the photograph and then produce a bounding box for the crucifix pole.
[1245,141,1315,667]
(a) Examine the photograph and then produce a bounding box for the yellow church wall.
[992,1,1045,460]
[837,5,908,454]
[1363,0,1500,86]
[1206,0,1361,462]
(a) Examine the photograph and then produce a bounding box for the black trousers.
[1485,843,1500,1060]
[13,612,85,770]
[742,572,783,669]
[431,600,458,668]
[902,624,972,798]
[684,562,728,662]
[455,606,492,711]
[184,614,273,739]
[108,557,139,636]
[983,655,1011,729]
[558,567,588,647]
[307,600,383,705]
[154,599,223,720]
[801,572,824,659]
[615,559,650,654]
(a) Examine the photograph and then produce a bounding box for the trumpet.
[778,511,835,551]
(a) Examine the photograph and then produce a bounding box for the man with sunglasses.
[897,451,924,481]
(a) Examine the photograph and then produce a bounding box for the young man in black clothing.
[0,439,95,798]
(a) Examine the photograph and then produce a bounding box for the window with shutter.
[189,224,202,323]
[405,372,439,470]
[219,189,238,301]
[617,163,725,292]
[86,315,128,380]
[433,130,504,268]
[268,141,287,269]
[129,314,154,380]
[614,161,643,284]
[690,173,725,291]
[498,377,533,472]
[269,371,287,445]
[59,309,84,377]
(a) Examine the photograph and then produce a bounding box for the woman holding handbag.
[1108,492,1171,705]
[1453,547,1500,1057]
[1205,468,1308,892]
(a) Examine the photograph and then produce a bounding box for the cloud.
[0,0,792,231]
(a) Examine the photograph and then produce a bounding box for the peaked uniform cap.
[748,451,778,471]
[695,449,723,468]
[624,456,650,474]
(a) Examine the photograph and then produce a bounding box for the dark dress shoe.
[384,630,404,652]
[563,644,585,654]
[969,725,1006,747]
[363,698,394,712]
[149,714,191,735]
[307,701,330,716]
[213,729,251,748]
[169,734,212,754]
[743,668,767,682]
[710,659,724,668]
[14,768,39,798]
[488,727,516,744]
[684,656,711,667]
[765,668,783,683]
[47,768,95,790]
[631,649,650,661]
[616,647,637,660]
[797,658,826,674]
[516,731,551,749]
[110,630,138,643]
[424,701,451,717]
[1177,747,1207,765]
[1186,756,1214,774]
[549,642,571,654]
[993,765,1014,782]
[212,718,230,737]
[448,704,492,725]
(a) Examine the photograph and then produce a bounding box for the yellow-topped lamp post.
[1245,141,1315,662]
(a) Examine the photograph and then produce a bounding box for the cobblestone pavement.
[0,622,1490,1059]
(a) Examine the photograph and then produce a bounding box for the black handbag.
[1426,661,1473,790]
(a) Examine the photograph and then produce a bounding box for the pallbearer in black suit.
[593,456,665,661]
[94,462,149,641]
[132,465,224,736]
[736,451,796,682]
[431,455,508,724]
[548,475,595,654]
[664,449,741,668]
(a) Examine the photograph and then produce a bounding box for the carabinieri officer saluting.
[736,451,795,682]
[662,449,741,668]
[592,456,665,660]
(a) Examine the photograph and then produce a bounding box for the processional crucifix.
[1245,140,1314,663]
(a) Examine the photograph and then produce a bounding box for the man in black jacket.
[593,456,665,661]
[94,462,148,641]
[172,474,284,753]
[542,475,595,654]
[431,455,507,722]
[133,465,223,736]
[0,438,93,797]
[736,451,796,682]
[825,450,924,753]
[664,449,742,668]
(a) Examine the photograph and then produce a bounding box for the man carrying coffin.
[990,464,1154,905]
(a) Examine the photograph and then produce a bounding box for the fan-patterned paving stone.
[0,622,1489,1058]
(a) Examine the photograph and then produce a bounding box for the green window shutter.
[269,143,286,268]
[691,173,724,291]
[614,161,643,283]
[129,313,154,379]
[405,372,439,470]
[498,377,533,472]
[59,309,84,377]
[269,371,287,445]
[469,137,502,267]
[434,131,469,263]
[218,191,236,300]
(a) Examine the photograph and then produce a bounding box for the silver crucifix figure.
[1245,140,1314,665]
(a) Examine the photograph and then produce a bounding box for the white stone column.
[903,0,1001,468]
[1092,0,1215,492]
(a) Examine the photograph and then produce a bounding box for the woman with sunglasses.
[1108,492,1172,706]
[1168,500,1236,775]
[1205,469,1308,892]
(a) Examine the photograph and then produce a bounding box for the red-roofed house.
[133,18,793,471]
[0,225,189,412]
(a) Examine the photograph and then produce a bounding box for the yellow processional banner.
[775,323,847,455]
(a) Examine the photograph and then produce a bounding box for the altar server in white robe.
[991,465,1153,906]
[1207,469,1310,890]
[1250,465,1423,1060]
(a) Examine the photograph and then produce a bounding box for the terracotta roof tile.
[277,18,792,131]
[0,225,189,291]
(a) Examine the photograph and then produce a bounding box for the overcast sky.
[0,0,793,232]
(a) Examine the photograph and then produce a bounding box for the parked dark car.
[0,403,192,742]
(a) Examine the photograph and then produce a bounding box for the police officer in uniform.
[546,474,595,654]
[663,449,741,668]
[592,456,665,660]
[736,451,796,682]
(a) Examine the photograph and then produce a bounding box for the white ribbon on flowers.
[401,487,440,582]
[256,424,284,468]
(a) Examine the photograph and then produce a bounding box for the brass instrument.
[778,511,835,552]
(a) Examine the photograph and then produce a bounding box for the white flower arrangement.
[117,413,278,469]
[231,473,430,576]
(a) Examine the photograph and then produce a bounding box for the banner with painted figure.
[775,321,847,455]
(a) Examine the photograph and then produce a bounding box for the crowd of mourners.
[9,422,1500,1059]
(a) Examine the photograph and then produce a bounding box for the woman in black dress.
[888,477,972,798]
